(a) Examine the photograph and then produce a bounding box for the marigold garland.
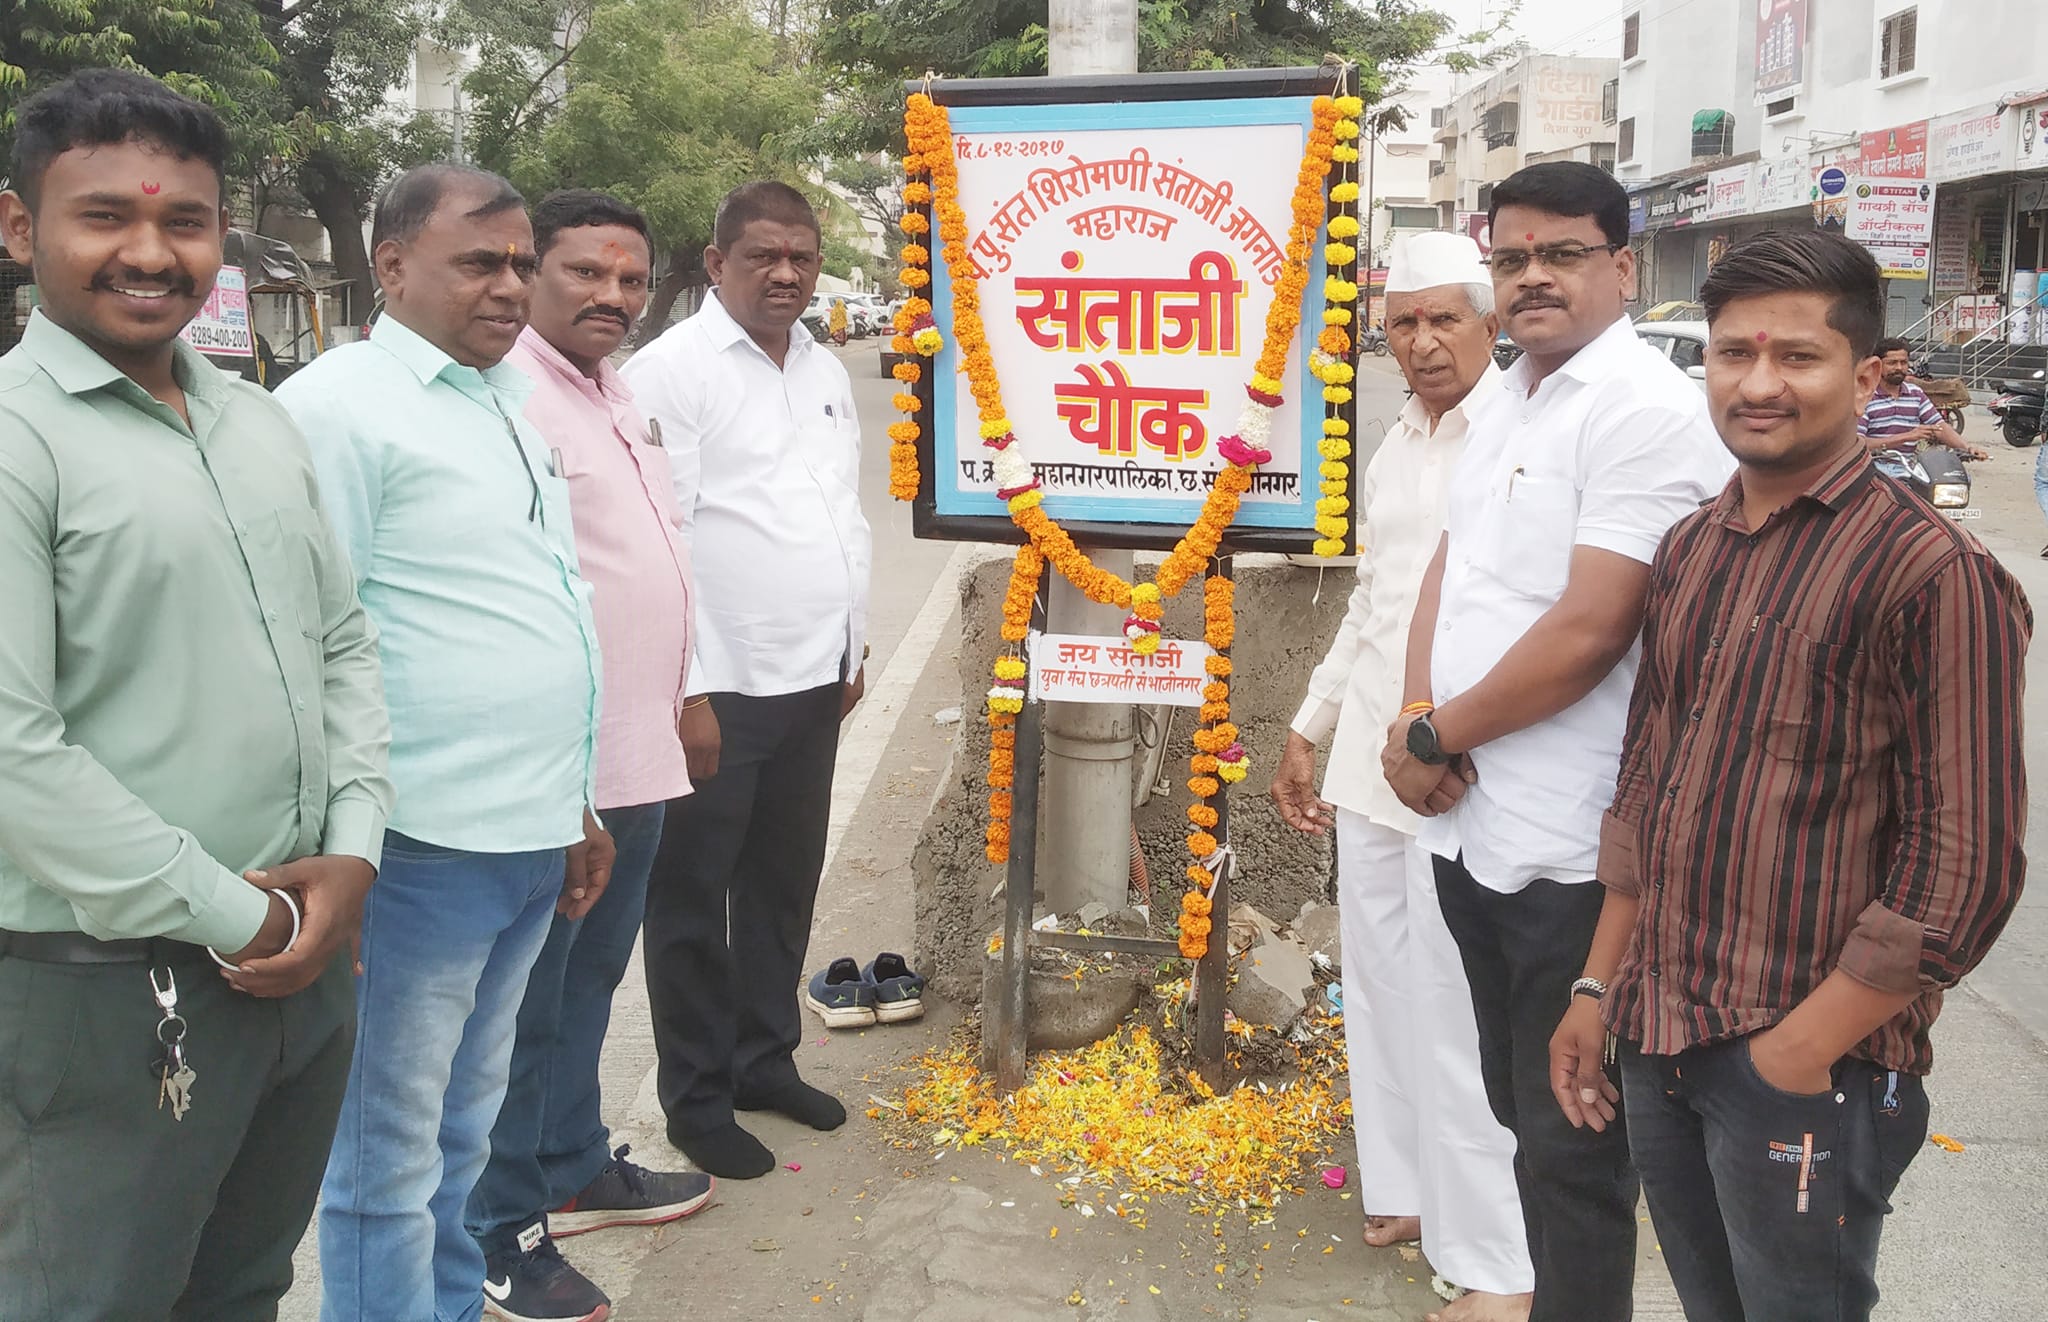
[908,87,1360,957]
[887,154,939,501]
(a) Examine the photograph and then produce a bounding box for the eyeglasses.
[1483,242,1623,277]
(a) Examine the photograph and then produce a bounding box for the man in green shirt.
[0,70,393,1320]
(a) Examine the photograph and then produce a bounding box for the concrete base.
[977,950,1147,1070]
[914,553,1348,1005]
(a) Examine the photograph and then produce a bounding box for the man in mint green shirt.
[275,162,614,1322]
[0,71,392,1320]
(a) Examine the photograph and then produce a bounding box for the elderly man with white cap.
[1272,231,1533,1322]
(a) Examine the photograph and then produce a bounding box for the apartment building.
[1427,51,1622,245]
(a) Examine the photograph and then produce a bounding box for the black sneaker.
[550,1143,716,1237]
[481,1226,609,1322]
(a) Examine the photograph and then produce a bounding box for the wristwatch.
[1406,711,1449,766]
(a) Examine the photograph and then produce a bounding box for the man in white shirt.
[622,182,873,1181]
[1379,164,1733,1322]
[1273,233,1533,1322]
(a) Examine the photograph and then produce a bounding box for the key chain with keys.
[148,966,196,1121]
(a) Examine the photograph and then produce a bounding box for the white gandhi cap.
[1384,231,1490,294]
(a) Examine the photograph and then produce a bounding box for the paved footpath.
[283,368,2046,1320]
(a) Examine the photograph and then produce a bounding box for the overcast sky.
[1433,0,1627,59]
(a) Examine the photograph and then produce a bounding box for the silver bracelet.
[1570,976,1609,1002]
[209,888,303,970]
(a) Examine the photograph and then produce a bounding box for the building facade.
[1428,52,1622,242]
[1615,0,2048,341]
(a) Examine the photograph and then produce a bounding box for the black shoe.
[736,1078,847,1131]
[482,1229,610,1322]
[551,1143,716,1237]
[667,1118,776,1179]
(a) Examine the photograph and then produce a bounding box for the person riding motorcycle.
[1861,338,1987,460]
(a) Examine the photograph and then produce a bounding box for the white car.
[1634,320,1708,385]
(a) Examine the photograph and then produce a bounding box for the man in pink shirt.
[465,189,709,1322]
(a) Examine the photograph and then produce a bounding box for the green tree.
[1,0,279,175]
[505,0,816,336]
[812,0,1513,153]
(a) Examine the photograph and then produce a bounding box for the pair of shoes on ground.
[481,1143,714,1322]
[805,952,926,1028]
[667,1076,849,1181]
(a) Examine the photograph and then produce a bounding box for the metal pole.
[995,559,1050,1094]
[1040,0,1141,917]
[1193,553,1233,1090]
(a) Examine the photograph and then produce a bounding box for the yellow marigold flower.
[1323,418,1350,436]
[1314,537,1347,557]
[1334,119,1361,140]
[993,656,1027,680]
[1130,582,1160,606]
[1323,385,1353,404]
[1316,495,1350,516]
[1335,95,1364,116]
[1329,182,1360,203]
[1323,308,1354,326]
[1008,489,1044,513]
[1327,215,1361,239]
[979,418,1012,439]
[1249,372,1284,396]
[1316,515,1348,538]
[1318,460,1347,480]
[1323,243,1356,266]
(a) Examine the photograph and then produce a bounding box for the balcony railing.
[1429,160,1448,177]
[1485,130,1518,151]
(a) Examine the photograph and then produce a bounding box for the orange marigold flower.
[1188,775,1221,797]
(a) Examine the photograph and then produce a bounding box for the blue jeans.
[1621,1038,1929,1322]
[466,801,665,1255]
[2033,440,2048,523]
[318,834,565,1322]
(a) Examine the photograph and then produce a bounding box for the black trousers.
[1434,854,1640,1322]
[1622,1040,1928,1322]
[644,685,842,1134]
[0,946,354,1321]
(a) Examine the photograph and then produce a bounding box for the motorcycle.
[1872,442,1977,520]
[1988,369,2045,448]
[1359,326,1390,357]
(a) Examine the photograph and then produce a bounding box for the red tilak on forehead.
[141,182,162,195]
[1525,232,1535,241]
[780,241,795,262]
[1756,331,1769,342]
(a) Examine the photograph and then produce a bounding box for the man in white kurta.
[1272,234,1532,1320]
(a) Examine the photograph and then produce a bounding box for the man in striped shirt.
[1551,230,2029,1321]
[1857,337,1985,458]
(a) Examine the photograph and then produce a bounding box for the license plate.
[1944,507,1983,520]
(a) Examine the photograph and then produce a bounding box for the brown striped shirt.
[1599,447,2030,1074]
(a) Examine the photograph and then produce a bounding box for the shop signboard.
[178,265,253,358]
[1702,164,1753,221]
[1752,0,1807,106]
[1847,179,1937,247]
[1456,210,1492,254]
[2017,101,2048,173]
[913,70,1351,551]
[1932,196,1972,291]
[1643,177,1710,230]
[1927,105,2011,183]
[1860,120,1929,180]
[1752,155,1808,213]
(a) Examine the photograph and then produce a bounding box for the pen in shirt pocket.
[1507,464,1525,500]
[549,447,564,480]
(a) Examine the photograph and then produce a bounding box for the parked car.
[1633,319,1708,383]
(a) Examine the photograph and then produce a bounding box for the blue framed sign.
[908,68,1358,554]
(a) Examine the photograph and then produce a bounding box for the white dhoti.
[1337,807,1532,1295]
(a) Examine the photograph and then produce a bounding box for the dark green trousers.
[0,946,353,1321]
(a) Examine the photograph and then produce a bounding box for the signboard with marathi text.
[911,69,1354,552]
[1860,120,1929,180]
[1928,105,2012,183]
[1752,0,1807,106]
[1846,177,1937,278]
[1027,631,1214,706]
[179,265,253,358]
